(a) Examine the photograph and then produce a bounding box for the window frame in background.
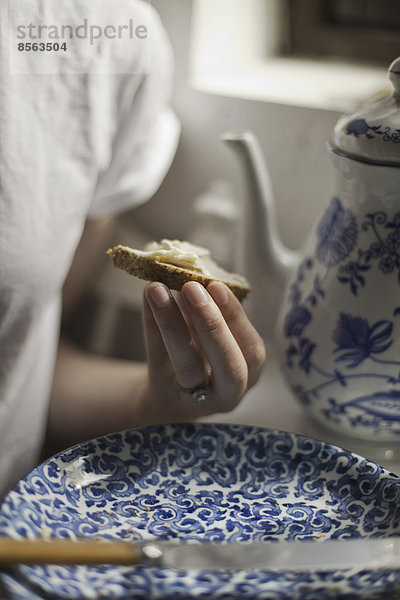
[288,0,400,65]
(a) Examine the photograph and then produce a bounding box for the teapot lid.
[330,56,400,167]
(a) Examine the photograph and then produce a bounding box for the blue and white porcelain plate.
[1,423,400,600]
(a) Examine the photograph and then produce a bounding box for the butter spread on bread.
[107,239,250,301]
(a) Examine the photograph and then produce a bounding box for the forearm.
[47,339,151,448]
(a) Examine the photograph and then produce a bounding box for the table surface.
[199,349,400,476]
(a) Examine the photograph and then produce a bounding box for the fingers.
[206,281,266,388]
[142,292,170,381]
[143,280,266,414]
[144,282,207,389]
[180,282,250,402]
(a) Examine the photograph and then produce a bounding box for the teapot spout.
[222,131,299,286]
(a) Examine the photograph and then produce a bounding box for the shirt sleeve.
[88,4,180,218]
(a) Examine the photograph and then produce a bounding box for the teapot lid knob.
[389,56,400,97]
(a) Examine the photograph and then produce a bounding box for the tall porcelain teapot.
[224,57,400,443]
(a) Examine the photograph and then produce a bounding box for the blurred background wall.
[66,0,387,360]
[135,0,339,252]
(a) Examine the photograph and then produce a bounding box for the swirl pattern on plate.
[1,424,400,599]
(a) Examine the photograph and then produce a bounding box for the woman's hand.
[141,280,266,423]
[48,279,265,450]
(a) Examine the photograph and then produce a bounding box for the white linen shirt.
[0,0,179,498]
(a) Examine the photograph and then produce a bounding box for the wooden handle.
[0,537,142,566]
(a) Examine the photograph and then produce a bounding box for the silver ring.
[176,381,209,404]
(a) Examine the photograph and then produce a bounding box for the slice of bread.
[107,240,250,301]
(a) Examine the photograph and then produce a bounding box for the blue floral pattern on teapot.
[282,197,400,437]
[346,118,400,144]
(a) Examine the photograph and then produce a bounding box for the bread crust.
[107,245,250,302]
